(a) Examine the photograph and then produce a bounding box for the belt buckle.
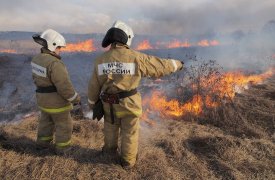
[101,93,119,104]
[109,94,119,104]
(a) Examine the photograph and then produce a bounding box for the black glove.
[71,102,84,120]
[92,100,104,121]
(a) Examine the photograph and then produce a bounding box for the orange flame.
[167,40,191,48]
[144,92,203,118]
[205,69,274,99]
[197,40,220,47]
[136,39,220,50]
[210,40,219,46]
[62,39,96,52]
[136,40,153,50]
[0,49,17,53]
[197,40,210,47]
[142,68,274,119]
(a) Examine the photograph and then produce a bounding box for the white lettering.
[31,62,47,78]
[98,62,135,75]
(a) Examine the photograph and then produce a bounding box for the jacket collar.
[110,43,129,49]
[41,47,61,60]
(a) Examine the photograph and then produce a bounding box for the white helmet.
[102,20,134,48]
[33,29,66,51]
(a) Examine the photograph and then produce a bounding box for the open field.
[0,77,274,179]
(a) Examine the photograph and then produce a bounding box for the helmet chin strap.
[54,48,61,55]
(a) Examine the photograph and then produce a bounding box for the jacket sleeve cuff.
[67,92,78,102]
[88,99,95,105]
[171,59,178,72]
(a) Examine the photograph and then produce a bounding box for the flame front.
[144,92,205,118]
[135,39,220,50]
[143,68,274,119]
[207,69,274,99]
[136,40,153,50]
[167,40,191,48]
[62,39,96,52]
[0,49,17,53]
[197,40,219,47]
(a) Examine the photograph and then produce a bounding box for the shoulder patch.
[31,62,47,78]
[98,62,135,75]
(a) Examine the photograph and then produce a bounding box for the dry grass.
[0,78,275,180]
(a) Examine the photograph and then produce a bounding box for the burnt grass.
[0,78,275,179]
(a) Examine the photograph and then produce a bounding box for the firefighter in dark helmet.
[31,29,81,154]
[88,21,184,169]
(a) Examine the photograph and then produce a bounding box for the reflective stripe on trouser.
[38,136,53,142]
[104,114,140,166]
[37,111,73,148]
[115,110,142,118]
[38,104,73,114]
[56,140,71,148]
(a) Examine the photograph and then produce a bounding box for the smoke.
[193,23,275,71]
[131,0,275,71]
[1,0,275,36]
[2,0,274,71]
[129,0,275,36]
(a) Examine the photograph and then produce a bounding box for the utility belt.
[100,89,137,104]
[36,86,57,93]
[100,89,137,124]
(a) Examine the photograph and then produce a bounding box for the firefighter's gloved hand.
[172,59,184,71]
[179,61,184,70]
[71,102,84,120]
[92,100,104,121]
[72,101,81,108]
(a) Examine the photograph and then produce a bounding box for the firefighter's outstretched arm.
[49,61,80,104]
[88,67,101,109]
[138,53,184,78]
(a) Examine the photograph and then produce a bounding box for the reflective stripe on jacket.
[31,48,77,113]
[88,43,183,118]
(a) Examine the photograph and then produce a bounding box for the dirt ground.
[0,78,275,180]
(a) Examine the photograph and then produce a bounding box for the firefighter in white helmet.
[88,20,184,169]
[31,29,81,154]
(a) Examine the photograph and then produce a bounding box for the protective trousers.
[37,111,72,148]
[103,114,140,166]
